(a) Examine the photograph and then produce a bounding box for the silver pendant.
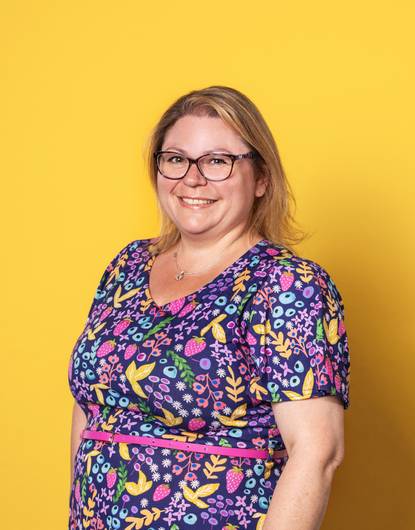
[175,271,185,281]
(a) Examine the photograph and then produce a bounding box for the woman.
[68,85,350,530]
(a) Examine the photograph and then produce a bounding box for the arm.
[263,395,345,530]
[70,400,87,487]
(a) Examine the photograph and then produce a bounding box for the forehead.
[162,115,249,154]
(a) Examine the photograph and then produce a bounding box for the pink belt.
[81,429,288,461]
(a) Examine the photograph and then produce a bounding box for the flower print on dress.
[245,250,350,408]
[68,237,350,529]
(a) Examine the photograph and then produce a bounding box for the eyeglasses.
[153,150,258,181]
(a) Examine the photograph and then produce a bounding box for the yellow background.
[1,1,414,528]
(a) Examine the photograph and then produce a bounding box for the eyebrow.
[162,146,232,155]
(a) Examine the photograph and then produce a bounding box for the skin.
[69,114,268,488]
[70,115,345,529]
[148,114,269,306]
[265,396,345,530]
[155,114,268,272]
[70,401,87,490]
[156,115,345,529]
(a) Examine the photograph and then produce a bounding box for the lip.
[178,195,218,201]
[177,196,218,209]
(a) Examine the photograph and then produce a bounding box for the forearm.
[70,401,87,487]
[263,455,340,530]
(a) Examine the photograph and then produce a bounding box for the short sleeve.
[81,239,137,328]
[245,260,350,410]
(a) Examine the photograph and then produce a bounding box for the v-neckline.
[145,237,268,313]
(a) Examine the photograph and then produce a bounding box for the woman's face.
[156,114,267,240]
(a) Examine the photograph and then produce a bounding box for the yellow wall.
[1,1,413,528]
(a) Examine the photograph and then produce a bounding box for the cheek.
[156,176,177,199]
[225,180,256,210]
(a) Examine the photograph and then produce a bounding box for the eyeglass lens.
[157,152,233,180]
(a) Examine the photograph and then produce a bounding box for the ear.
[254,174,269,198]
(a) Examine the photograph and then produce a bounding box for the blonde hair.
[143,85,309,256]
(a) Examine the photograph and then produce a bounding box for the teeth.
[181,197,216,205]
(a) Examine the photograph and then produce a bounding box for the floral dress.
[68,237,350,530]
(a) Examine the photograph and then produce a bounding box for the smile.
[178,196,218,208]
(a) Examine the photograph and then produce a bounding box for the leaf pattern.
[125,507,162,530]
[225,365,245,403]
[296,261,315,283]
[113,461,128,502]
[182,482,220,508]
[281,367,315,400]
[114,285,141,308]
[126,360,156,398]
[125,469,153,496]
[269,329,292,359]
[153,407,184,427]
[69,237,350,529]
[165,349,196,386]
[217,402,248,427]
[203,454,228,479]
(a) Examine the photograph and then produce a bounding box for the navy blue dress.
[68,237,350,529]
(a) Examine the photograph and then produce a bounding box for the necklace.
[172,237,263,281]
[173,244,223,281]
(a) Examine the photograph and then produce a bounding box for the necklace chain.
[172,237,263,281]
[173,244,225,281]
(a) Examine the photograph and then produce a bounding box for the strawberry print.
[152,483,171,501]
[279,271,294,291]
[68,237,350,529]
[106,468,117,488]
[226,465,244,493]
[184,336,206,357]
[124,343,137,360]
[113,318,132,336]
[168,297,186,314]
[74,479,81,503]
[178,300,199,317]
[96,339,116,358]
[99,306,113,322]
[188,418,206,431]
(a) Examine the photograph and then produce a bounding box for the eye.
[206,155,229,165]
[167,155,184,163]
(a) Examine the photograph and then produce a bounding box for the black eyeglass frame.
[153,150,258,181]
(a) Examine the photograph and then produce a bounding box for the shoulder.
[111,236,157,258]
[104,237,157,271]
[254,239,345,315]
[257,239,338,278]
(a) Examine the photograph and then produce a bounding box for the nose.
[182,159,207,184]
